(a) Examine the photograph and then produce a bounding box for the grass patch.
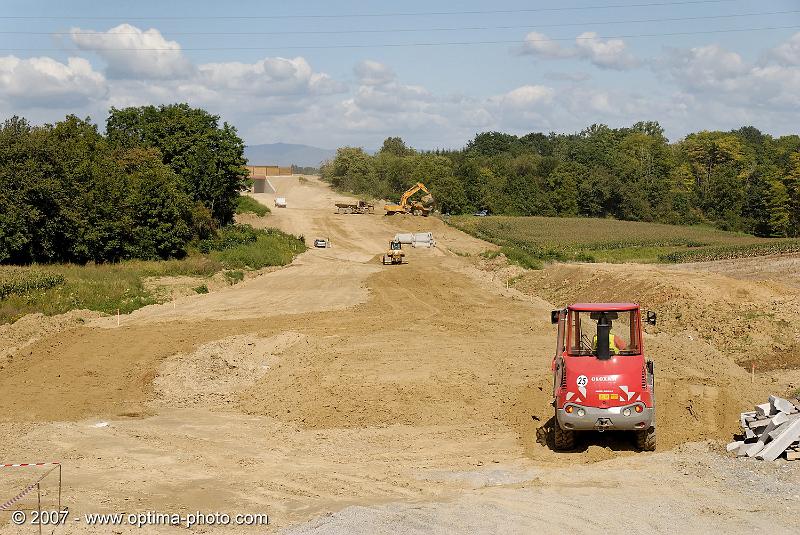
[223,270,245,285]
[480,247,543,269]
[212,230,305,269]
[449,215,800,265]
[0,224,305,324]
[235,195,271,216]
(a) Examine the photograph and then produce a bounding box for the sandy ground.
[0,175,798,534]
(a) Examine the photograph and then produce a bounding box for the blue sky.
[1,0,799,148]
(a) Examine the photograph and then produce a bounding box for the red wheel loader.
[550,303,657,451]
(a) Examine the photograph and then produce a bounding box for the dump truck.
[382,240,407,265]
[384,182,433,216]
[335,200,374,214]
[550,303,657,451]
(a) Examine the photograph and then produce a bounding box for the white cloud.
[574,32,639,70]
[661,44,748,91]
[519,31,638,70]
[71,24,193,79]
[767,32,800,66]
[198,56,343,97]
[520,33,573,59]
[0,56,106,107]
[499,85,555,108]
[354,60,396,86]
[658,38,800,113]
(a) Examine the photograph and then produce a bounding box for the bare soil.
[0,175,797,534]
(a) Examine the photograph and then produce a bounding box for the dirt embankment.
[508,260,800,445]
[1,175,798,533]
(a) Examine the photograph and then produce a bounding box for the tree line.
[321,123,800,237]
[0,104,248,264]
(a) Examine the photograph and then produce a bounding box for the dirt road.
[0,176,798,534]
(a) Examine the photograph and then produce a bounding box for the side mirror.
[646,310,657,326]
[551,310,560,324]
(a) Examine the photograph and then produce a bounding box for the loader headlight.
[634,405,644,413]
[623,408,632,417]
[576,408,586,418]
[565,405,574,414]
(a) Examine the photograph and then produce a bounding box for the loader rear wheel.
[635,427,656,451]
[553,412,575,451]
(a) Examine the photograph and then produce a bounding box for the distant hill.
[244,143,336,168]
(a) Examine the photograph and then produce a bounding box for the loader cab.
[550,303,657,451]
[552,304,656,360]
[389,240,402,251]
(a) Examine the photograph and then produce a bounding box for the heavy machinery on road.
[335,200,375,214]
[382,239,407,265]
[384,182,433,216]
[550,303,657,451]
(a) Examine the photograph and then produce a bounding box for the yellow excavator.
[384,182,434,216]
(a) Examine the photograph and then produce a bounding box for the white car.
[314,238,329,248]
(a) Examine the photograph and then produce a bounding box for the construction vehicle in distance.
[335,200,375,214]
[550,303,657,452]
[382,239,407,265]
[274,197,287,208]
[384,182,433,216]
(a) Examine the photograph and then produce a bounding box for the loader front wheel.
[553,415,575,451]
[635,427,656,452]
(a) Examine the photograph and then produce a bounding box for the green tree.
[379,136,414,157]
[106,104,248,226]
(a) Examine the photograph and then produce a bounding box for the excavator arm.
[385,182,433,215]
[399,182,430,208]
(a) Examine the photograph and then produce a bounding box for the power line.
[1,25,796,52]
[0,0,741,21]
[6,10,796,37]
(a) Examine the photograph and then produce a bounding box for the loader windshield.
[566,309,640,356]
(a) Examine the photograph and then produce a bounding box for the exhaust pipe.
[596,313,612,361]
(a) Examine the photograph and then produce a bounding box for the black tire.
[554,412,575,451]
[636,427,656,451]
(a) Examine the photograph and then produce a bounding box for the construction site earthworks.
[1,175,799,534]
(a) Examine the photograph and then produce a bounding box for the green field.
[449,216,800,265]
[0,225,305,324]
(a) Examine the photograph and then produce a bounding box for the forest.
[0,104,249,264]
[321,123,800,237]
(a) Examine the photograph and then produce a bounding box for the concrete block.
[789,398,800,411]
[756,419,800,461]
[748,417,771,429]
[771,412,790,427]
[727,441,744,452]
[737,443,752,457]
[768,422,789,441]
[756,403,774,417]
[740,411,757,428]
[745,428,757,440]
[746,441,766,457]
[770,395,797,415]
[787,451,800,461]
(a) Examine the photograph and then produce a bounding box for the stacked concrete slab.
[394,232,435,248]
[728,395,800,461]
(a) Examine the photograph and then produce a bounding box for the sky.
[0,0,799,149]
